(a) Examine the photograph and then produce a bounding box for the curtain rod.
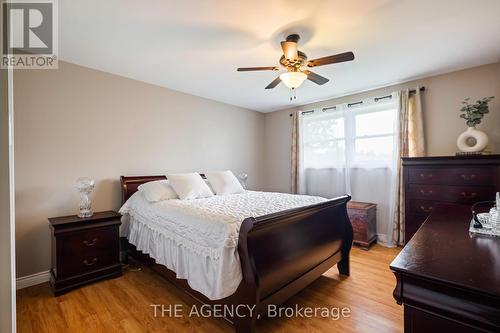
[289,86,425,117]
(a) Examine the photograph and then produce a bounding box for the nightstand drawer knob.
[83,257,98,266]
[83,238,98,247]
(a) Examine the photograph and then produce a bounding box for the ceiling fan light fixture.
[279,72,307,89]
[236,33,354,96]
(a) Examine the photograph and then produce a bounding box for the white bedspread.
[119,190,326,300]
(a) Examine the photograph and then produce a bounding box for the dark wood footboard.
[120,176,352,333]
[235,195,352,332]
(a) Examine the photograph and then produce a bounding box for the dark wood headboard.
[120,174,207,204]
[120,175,166,204]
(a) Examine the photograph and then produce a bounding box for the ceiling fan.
[237,34,354,99]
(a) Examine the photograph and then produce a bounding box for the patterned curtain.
[392,88,426,245]
[291,111,300,194]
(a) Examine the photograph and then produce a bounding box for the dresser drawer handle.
[419,173,433,179]
[461,191,478,199]
[420,206,433,213]
[460,174,477,181]
[419,189,433,196]
[83,238,98,247]
[83,258,98,266]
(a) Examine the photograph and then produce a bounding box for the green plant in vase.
[456,96,495,153]
[459,96,494,126]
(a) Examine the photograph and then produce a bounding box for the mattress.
[119,190,326,300]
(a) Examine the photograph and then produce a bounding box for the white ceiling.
[60,0,500,112]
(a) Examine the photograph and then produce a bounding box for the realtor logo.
[1,0,58,69]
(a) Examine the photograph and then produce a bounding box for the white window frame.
[301,96,398,170]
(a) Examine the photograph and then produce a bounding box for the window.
[298,95,399,246]
[301,98,397,169]
[302,112,346,168]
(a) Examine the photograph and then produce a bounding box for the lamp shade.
[279,72,307,89]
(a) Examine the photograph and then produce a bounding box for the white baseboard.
[16,270,50,290]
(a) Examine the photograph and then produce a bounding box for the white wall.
[14,61,265,277]
[264,62,500,193]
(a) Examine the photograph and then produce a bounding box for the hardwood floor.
[17,245,402,333]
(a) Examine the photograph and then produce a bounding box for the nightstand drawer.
[409,167,494,186]
[64,227,118,256]
[61,248,118,277]
[407,184,495,204]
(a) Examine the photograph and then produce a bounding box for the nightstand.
[48,211,122,296]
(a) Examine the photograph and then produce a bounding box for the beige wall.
[264,62,500,192]
[14,61,265,277]
[1,66,15,331]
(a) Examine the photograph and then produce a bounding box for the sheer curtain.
[293,94,400,245]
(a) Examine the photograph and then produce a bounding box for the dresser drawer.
[408,184,495,204]
[64,227,118,256]
[409,167,495,186]
[408,199,439,216]
[60,248,118,278]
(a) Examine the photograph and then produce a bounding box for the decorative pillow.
[205,170,245,195]
[166,173,214,200]
[138,180,178,202]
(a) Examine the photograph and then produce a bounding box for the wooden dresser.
[403,155,500,243]
[49,211,122,295]
[391,204,500,332]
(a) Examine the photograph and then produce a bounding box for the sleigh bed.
[120,175,353,333]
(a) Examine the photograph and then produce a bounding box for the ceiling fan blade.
[281,41,298,60]
[303,70,329,85]
[307,51,354,67]
[265,76,281,89]
[237,66,278,72]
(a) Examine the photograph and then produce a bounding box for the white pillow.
[138,180,178,202]
[204,179,215,194]
[205,170,245,195]
[166,173,214,200]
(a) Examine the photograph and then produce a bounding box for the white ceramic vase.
[456,126,489,152]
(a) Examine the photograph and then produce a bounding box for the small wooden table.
[347,201,377,249]
[390,204,500,332]
[48,211,122,296]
